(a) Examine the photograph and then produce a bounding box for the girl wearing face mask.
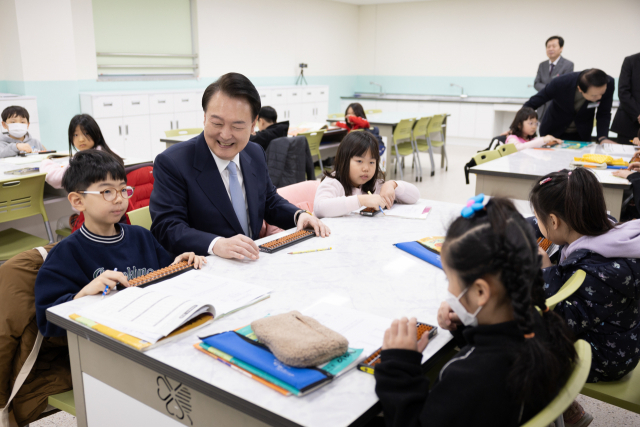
[40,114,122,189]
[373,197,577,427]
[0,105,46,157]
[505,107,562,150]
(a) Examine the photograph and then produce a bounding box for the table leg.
[602,187,624,220]
[67,332,88,427]
[376,124,394,177]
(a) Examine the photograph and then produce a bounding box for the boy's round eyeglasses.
[77,186,134,202]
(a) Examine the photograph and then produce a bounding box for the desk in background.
[469,146,631,219]
[48,200,457,427]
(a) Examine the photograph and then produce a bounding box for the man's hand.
[75,270,129,300]
[297,213,330,237]
[600,138,617,144]
[382,317,429,353]
[16,143,32,153]
[213,234,260,260]
[173,252,207,269]
[633,137,640,146]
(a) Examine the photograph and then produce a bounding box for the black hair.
[344,103,367,130]
[545,36,564,48]
[578,69,609,93]
[509,107,538,140]
[68,114,121,161]
[258,106,277,124]
[202,72,261,120]
[530,168,613,236]
[62,150,127,194]
[323,131,383,195]
[1,106,29,122]
[442,197,576,410]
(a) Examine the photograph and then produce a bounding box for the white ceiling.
[328,0,436,5]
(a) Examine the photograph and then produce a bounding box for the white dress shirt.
[549,56,561,73]
[207,148,251,255]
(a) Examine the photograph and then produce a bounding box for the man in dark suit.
[150,73,329,259]
[533,36,574,120]
[611,53,640,144]
[524,69,616,143]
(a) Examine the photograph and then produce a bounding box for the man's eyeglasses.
[77,186,134,202]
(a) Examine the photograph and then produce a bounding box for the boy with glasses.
[35,150,206,337]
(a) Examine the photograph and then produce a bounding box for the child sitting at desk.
[41,114,121,189]
[249,106,289,150]
[335,103,370,132]
[0,105,46,158]
[374,197,576,426]
[530,168,640,385]
[505,107,562,150]
[313,131,419,218]
[34,150,206,337]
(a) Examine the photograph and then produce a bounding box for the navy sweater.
[35,224,175,337]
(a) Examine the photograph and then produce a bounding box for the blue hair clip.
[461,193,486,218]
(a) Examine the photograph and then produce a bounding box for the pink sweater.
[40,146,107,189]
[505,134,546,151]
[314,176,420,218]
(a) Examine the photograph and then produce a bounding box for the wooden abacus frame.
[357,322,438,374]
[115,261,194,290]
[258,229,316,254]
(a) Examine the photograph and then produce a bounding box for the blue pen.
[101,268,117,299]
[607,165,627,170]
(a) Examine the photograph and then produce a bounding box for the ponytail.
[443,197,576,409]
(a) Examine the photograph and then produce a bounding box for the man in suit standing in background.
[534,36,574,121]
[611,52,640,145]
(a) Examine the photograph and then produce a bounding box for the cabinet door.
[149,113,175,159]
[302,87,316,103]
[256,88,272,106]
[123,116,151,159]
[287,88,302,105]
[315,103,329,122]
[173,92,200,113]
[149,94,174,114]
[458,104,477,138]
[271,88,287,105]
[92,96,123,118]
[300,104,315,123]
[122,95,149,116]
[474,104,495,139]
[439,102,460,137]
[287,104,303,126]
[175,111,202,130]
[96,117,125,155]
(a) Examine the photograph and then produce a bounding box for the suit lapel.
[193,136,244,235]
[239,150,259,238]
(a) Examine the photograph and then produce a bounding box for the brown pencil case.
[251,311,349,367]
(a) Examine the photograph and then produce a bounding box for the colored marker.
[367,191,385,214]
[288,247,332,255]
[101,267,117,300]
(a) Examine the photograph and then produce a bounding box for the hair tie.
[524,332,535,339]
[539,177,552,185]
[543,306,550,313]
[461,193,489,218]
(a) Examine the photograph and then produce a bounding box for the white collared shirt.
[549,56,561,69]
[207,148,251,255]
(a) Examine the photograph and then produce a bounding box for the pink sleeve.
[313,178,360,218]
[392,180,420,204]
[514,137,546,151]
[40,159,68,189]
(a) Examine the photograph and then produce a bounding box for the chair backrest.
[0,173,49,224]
[413,116,432,140]
[546,270,586,311]
[521,340,592,427]
[328,113,345,119]
[127,206,152,230]
[164,128,203,138]
[126,165,154,210]
[472,150,501,165]
[300,130,325,157]
[366,109,382,115]
[497,143,518,157]
[427,114,446,143]
[351,128,364,132]
[393,118,416,143]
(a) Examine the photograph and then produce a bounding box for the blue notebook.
[394,241,443,269]
[201,331,333,393]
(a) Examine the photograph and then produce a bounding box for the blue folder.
[201,331,332,392]
[394,241,443,269]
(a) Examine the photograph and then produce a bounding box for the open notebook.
[71,269,272,351]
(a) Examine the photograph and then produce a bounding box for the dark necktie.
[549,63,555,77]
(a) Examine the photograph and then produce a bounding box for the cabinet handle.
[158,100,166,104]
[182,99,188,102]
[277,94,282,97]
[170,121,173,130]
[119,125,122,136]
[132,101,140,105]
[126,125,129,135]
[103,102,112,107]
[176,121,179,129]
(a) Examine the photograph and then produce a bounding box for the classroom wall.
[355,0,640,97]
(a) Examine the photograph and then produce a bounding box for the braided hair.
[442,197,576,410]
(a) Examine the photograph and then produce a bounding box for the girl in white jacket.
[314,131,420,218]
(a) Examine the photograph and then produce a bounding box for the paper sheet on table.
[383,202,431,219]
[602,144,638,156]
[591,169,630,184]
[0,154,49,165]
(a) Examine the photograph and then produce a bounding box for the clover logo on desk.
[157,375,193,425]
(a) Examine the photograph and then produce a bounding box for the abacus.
[358,322,438,374]
[537,237,559,257]
[115,261,194,290]
[359,207,381,217]
[258,229,316,254]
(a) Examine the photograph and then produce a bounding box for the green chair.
[521,340,592,427]
[128,206,152,230]
[472,149,501,166]
[497,143,518,157]
[389,118,417,180]
[412,116,432,180]
[581,364,640,414]
[426,114,449,172]
[164,128,203,138]
[54,227,72,241]
[0,174,54,261]
[366,109,382,115]
[48,390,76,416]
[300,130,328,178]
[328,113,345,119]
[546,270,586,311]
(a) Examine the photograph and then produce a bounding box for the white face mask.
[445,287,483,327]
[7,123,28,138]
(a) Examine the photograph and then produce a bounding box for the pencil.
[288,247,332,255]
[367,191,385,214]
[101,267,116,299]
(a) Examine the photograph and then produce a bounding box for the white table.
[47,200,458,427]
[469,146,632,219]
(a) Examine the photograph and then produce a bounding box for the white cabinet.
[123,115,151,159]
[95,117,126,155]
[149,113,174,159]
[0,95,41,141]
[256,85,329,125]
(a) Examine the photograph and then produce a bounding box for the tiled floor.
[31,139,640,427]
